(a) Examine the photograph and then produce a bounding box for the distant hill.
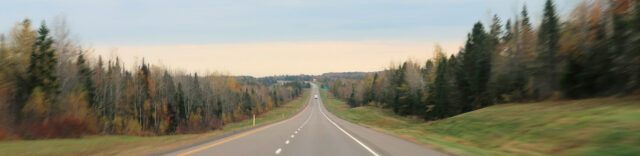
[316,72,381,84]
[237,72,381,86]
[256,74,315,86]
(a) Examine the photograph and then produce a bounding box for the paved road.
[164,84,447,156]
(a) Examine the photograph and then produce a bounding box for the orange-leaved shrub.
[0,126,6,140]
[23,116,97,139]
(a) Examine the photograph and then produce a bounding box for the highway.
[164,84,447,156]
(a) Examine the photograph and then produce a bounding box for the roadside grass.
[319,90,640,156]
[0,89,310,156]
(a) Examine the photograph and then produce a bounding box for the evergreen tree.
[348,86,357,107]
[189,73,202,119]
[457,22,491,111]
[26,22,59,116]
[521,5,531,29]
[242,88,253,112]
[424,60,435,76]
[585,9,613,96]
[447,54,461,108]
[561,58,586,98]
[610,0,632,92]
[176,83,187,124]
[136,61,152,130]
[429,56,450,119]
[536,0,561,95]
[393,63,411,115]
[562,3,615,98]
[76,53,96,110]
[489,14,503,46]
[163,71,179,133]
[503,19,513,41]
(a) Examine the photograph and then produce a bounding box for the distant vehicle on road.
[314,95,318,99]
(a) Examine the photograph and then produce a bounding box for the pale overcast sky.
[1,0,580,77]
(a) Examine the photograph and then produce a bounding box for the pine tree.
[489,14,503,46]
[585,6,613,96]
[393,62,410,115]
[242,88,253,112]
[610,0,633,92]
[457,22,491,111]
[521,5,531,29]
[163,71,179,133]
[447,54,461,108]
[189,73,202,120]
[536,0,561,96]
[429,56,450,119]
[503,19,513,41]
[424,60,435,76]
[348,86,357,107]
[136,61,152,130]
[26,22,59,117]
[76,53,96,110]
[176,83,187,123]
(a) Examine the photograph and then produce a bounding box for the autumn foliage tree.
[328,0,640,121]
[24,22,59,121]
[0,19,307,139]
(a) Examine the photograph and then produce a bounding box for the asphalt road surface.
[164,84,447,156]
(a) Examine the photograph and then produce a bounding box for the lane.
[315,88,448,156]
[168,92,314,156]
[165,84,373,156]
[279,87,373,156]
[165,84,448,156]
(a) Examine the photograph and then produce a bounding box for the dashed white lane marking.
[318,98,380,156]
[274,97,316,155]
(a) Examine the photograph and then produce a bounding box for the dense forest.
[0,19,308,139]
[328,0,640,120]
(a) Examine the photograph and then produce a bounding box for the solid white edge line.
[318,97,380,156]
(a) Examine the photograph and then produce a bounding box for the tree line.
[328,0,640,120]
[0,19,306,139]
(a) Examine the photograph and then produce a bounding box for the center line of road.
[274,102,314,155]
[318,99,380,156]
[175,94,315,156]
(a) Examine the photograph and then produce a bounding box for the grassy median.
[320,89,640,156]
[0,89,311,156]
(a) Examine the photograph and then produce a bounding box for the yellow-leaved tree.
[22,87,49,120]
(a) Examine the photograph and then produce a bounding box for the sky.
[1,0,580,77]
